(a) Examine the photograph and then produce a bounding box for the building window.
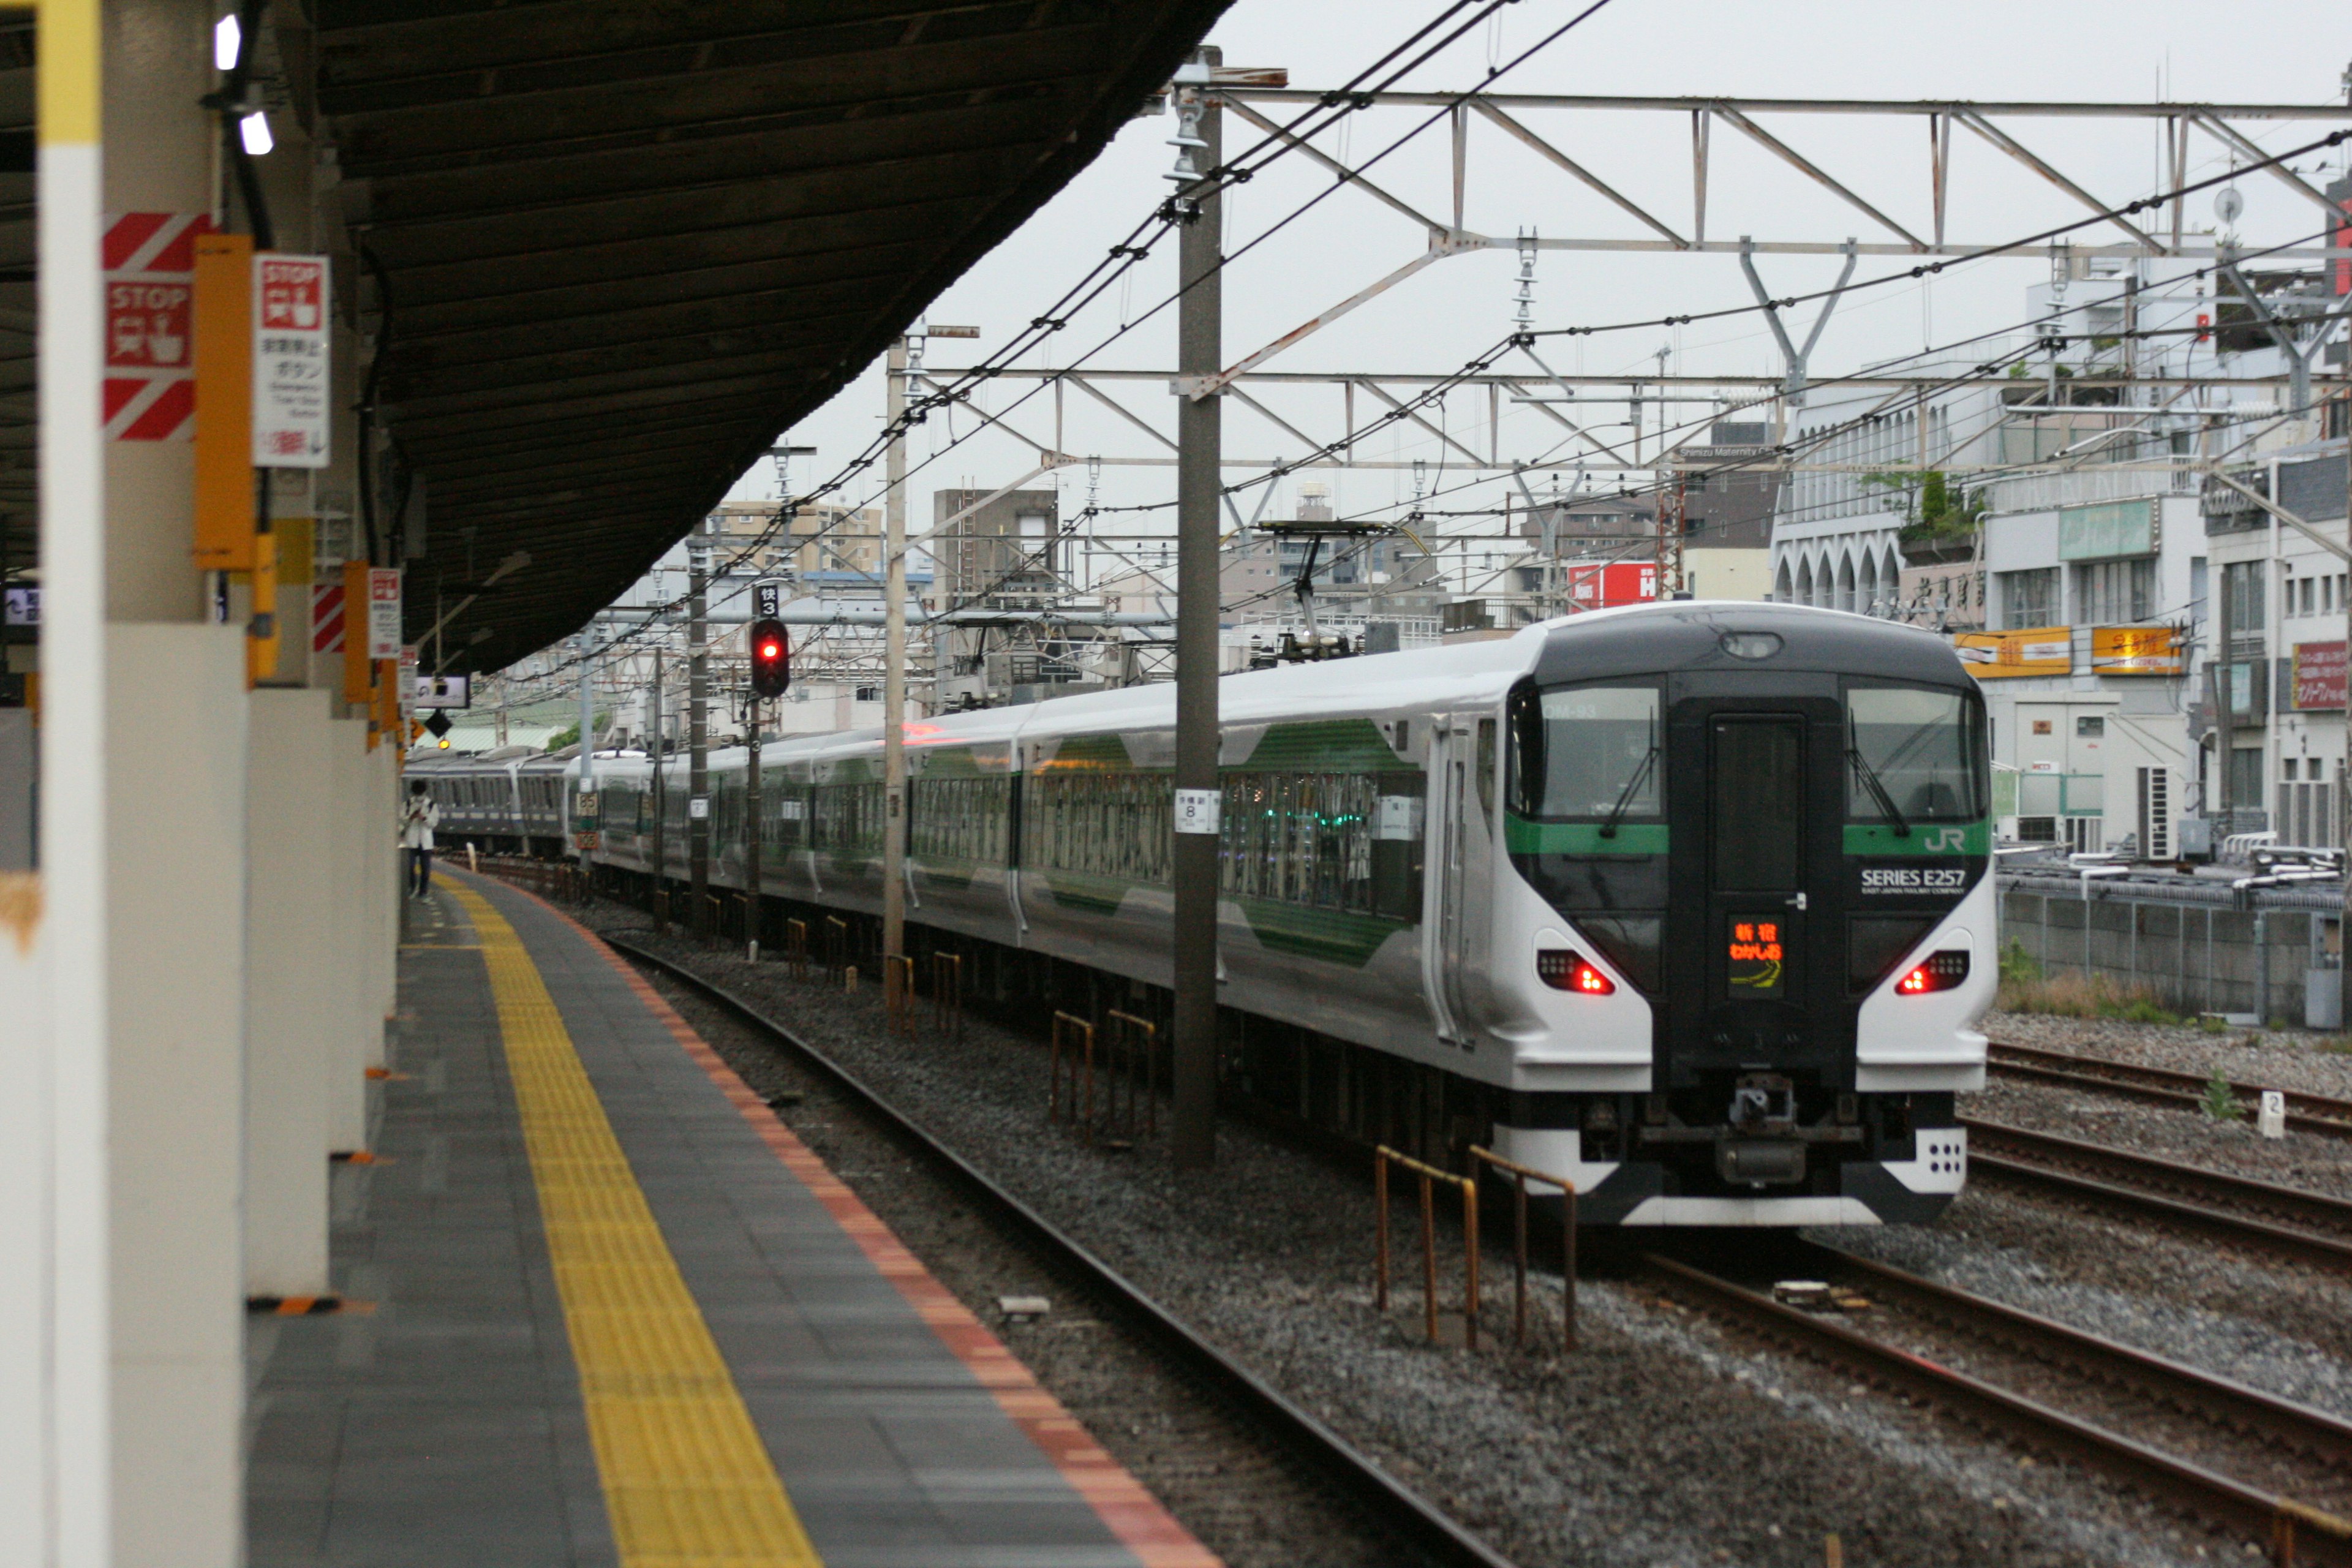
[1999,568,2060,629]
[2073,557,2155,624]
[2222,560,2266,634]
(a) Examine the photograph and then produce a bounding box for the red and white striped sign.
[312,583,346,654]
[104,211,212,442]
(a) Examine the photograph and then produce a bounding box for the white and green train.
[522,600,1991,1226]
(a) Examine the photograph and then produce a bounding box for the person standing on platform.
[401,780,440,897]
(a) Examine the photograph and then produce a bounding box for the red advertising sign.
[1565,561,1659,611]
[102,211,212,442]
[2294,640,2346,711]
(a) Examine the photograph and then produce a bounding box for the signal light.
[1536,949,1615,995]
[748,617,791,698]
[1896,951,1971,995]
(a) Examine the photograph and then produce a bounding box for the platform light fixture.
[214,13,241,70]
[239,111,273,156]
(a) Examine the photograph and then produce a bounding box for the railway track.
[605,936,1520,1568]
[1648,1245,2352,1563]
[1962,1116,2352,1270]
[1988,1041,2352,1138]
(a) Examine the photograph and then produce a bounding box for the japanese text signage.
[2294,641,2347,712]
[366,567,403,660]
[252,254,330,467]
[2090,625,2185,677]
[103,212,211,440]
[1725,918,1787,998]
[1954,627,2071,679]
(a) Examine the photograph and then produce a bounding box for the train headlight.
[1896,951,1971,995]
[1537,949,1615,995]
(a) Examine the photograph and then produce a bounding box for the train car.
[522,600,1989,1226]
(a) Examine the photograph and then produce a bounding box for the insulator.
[1166,131,1207,151]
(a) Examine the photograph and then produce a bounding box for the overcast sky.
[716,0,2352,562]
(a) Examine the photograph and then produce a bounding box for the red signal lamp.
[1536,949,1615,995]
[1897,951,1971,995]
[748,617,791,698]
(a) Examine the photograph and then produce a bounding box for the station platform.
[245,869,1216,1568]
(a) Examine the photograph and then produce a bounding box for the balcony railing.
[1978,464,2194,518]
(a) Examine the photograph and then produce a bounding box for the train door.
[1423,714,1495,1047]
[1662,694,1847,1090]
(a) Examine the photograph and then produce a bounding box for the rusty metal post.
[786,918,808,981]
[1374,1151,1390,1312]
[1462,1175,1479,1352]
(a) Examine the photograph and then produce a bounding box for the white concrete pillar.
[100,1,249,1559]
[108,628,247,1568]
[326,717,372,1153]
[245,691,334,1295]
[375,741,399,1030]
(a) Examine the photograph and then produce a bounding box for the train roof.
[557,601,1973,780]
[1529,599,1972,688]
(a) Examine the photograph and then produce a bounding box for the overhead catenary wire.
[517,0,1631,684]
[512,96,2350,693]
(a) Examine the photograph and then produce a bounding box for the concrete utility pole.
[576,628,598,885]
[1170,47,1221,1169]
[883,334,909,979]
[689,519,710,937]
[650,643,666,934]
[745,688,763,960]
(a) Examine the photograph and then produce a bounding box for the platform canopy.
[317,0,1228,671]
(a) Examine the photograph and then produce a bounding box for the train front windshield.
[1844,685,1986,826]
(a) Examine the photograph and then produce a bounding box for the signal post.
[748,581,791,960]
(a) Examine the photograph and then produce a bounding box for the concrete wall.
[2000,883,2335,1025]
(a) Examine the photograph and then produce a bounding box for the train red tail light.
[1537,949,1615,995]
[1896,951,1971,995]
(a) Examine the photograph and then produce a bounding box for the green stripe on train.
[1037,869,1133,914]
[1503,818,1668,856]
[1842,821,1989,856]
[1240,717,1418,774]
[1237,899,1408,968]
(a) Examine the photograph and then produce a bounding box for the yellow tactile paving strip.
[446,882,822,1568]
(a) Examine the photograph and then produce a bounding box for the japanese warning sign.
[104,211,212,441]
[252,254,330,468]
[366,567,404,660]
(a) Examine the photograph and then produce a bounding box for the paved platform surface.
[247,869,1213,1567]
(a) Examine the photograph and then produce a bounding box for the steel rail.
[1962,1122,2352,1272]
[1793,1242,2352,1468]
[1967,1117,2352,1237]
[1646,1254,2352,1564]
[603,937,1521,1568]
[1988,1041,2352,1139]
